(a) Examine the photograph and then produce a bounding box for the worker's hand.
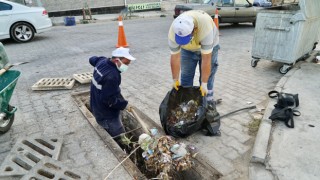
[173,79,180,91]
[200,82,208,96]
[127,105,133,112]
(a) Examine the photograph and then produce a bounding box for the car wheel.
[252,21,256,27]
[10,22,35,43]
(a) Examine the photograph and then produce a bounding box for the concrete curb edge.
[248,51,319,179]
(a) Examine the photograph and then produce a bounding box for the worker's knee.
[96,118,125,137]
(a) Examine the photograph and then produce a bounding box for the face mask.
[116,59,129,73]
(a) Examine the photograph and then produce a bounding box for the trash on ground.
[137,130,196,179]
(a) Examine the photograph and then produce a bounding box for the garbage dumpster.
[251,0,320,74]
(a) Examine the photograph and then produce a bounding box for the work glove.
[173,79,180,91]
[200,82,208,96]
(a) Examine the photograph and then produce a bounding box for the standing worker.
[89,47,136,138]
[168,10,221,134]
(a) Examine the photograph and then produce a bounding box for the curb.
[249,51,318,178]
[251,62,301,163]
[51,12,170,26]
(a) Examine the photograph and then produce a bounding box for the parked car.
[174,0,261,26]
[0,0,52,43]
[253,0,272,7]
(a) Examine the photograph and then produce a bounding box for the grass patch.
[248,118,261,136]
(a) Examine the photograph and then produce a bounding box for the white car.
[0,0,52,43]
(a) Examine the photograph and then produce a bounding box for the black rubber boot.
[201,101,221,136]
[202,119,221,136]
[206,101,221,123]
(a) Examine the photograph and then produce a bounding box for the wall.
[9,0,161,12]
[8,0,163,16]
[40,0,124,12]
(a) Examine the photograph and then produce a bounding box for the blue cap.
[175,34,192,45]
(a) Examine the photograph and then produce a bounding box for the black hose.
[220,105,256,119]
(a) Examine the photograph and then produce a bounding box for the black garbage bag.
[159,86,207,138]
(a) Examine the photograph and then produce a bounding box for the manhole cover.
[73,72,93,84]
[0,136,63,177]
[21,156,89,180]
[32,78,75,90]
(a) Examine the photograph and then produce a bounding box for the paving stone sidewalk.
[0,17,284,179]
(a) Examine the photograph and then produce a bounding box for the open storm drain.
[72,91,222,180]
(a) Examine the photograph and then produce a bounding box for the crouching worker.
[89,47,136,138]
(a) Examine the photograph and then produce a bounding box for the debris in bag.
[138,130,198,179]
[168,100,200,128]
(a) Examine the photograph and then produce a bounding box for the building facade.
[8,0,162,16]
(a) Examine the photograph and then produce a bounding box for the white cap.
[172,14,194,45]
[112,47,136,61]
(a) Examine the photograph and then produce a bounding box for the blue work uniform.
[89,56,128,137]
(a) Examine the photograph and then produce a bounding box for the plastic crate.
[64,16,76,26]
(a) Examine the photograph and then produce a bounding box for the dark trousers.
[96,115,125,137]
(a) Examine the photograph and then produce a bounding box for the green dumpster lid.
[0,42,9,69]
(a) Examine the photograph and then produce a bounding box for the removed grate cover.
[21,156,89,180]
[73,72,93,84]
[32,78,75,90]
[0,136,63,177]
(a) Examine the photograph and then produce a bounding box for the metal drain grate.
[21,156,89,180]
[0,136,63,177]
[73,72,93,84]
[32,78,75,90]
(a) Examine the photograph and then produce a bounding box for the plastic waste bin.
[64,16,76,26]
[251,0,320,74]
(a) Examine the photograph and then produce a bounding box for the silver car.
[174,0,261,26]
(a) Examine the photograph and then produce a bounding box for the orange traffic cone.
[213,9,219,31]
[116,15,129,48]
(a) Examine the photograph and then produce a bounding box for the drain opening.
[72,92,222,180]
[22,140,53,158]
[35,139,55,150]
[26,152,40,163]
[44,163,61,170]
[5,167,13,171]
[37,169,55,179]
[64,170,81,179]
[12,157,32,170]
[51,139,58,142]
[82,96,179,178]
